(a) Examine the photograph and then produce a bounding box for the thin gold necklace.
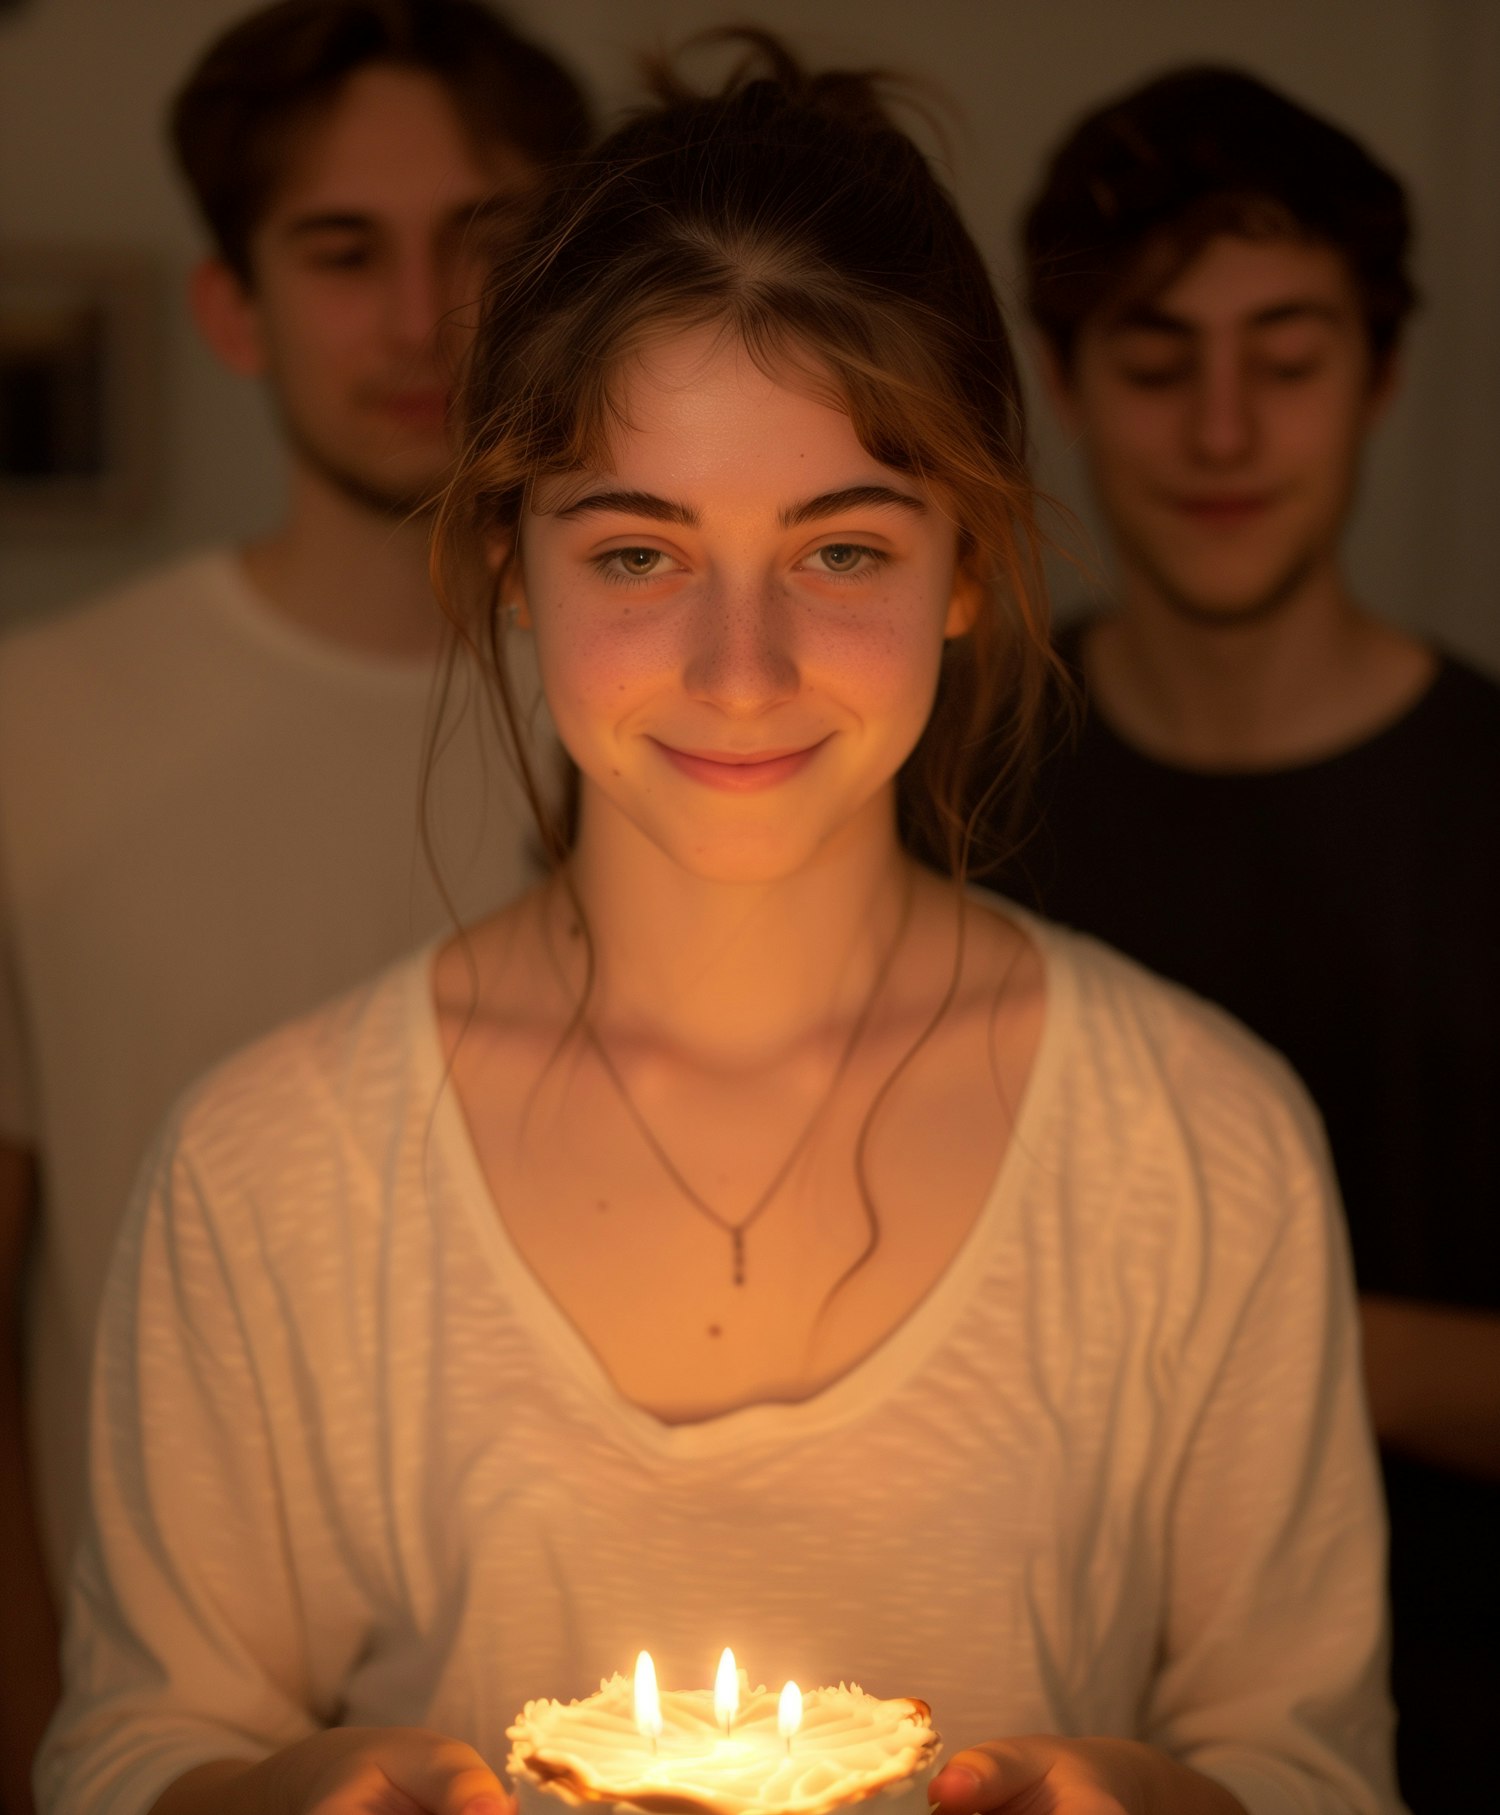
[582,876,915,1287]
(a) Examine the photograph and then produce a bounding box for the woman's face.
[516,325,976,883]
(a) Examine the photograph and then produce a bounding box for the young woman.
[39,40,1397,1815]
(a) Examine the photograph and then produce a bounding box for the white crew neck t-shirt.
[0,548,536,1583]
[39,916,1400,1815]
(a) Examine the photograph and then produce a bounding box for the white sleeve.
[1142,1083,1401,1815]
[35,1113,326,1815]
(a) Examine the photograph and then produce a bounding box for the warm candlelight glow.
[634,1650,663,1744]
[509,1669,940,1815]
[778,1680,802,1750]
[714,1648,739,1732]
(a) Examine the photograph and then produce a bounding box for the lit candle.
[633,1650,663,1755]
[509,1658,941,1815]
[715,1648,740,1735]
[777,1681,801,1757]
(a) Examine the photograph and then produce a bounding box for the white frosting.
[508,1674,942,1815]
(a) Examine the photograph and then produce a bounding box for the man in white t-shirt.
[0,5,591,1805]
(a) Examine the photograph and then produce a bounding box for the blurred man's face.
[1053,234,1393,624]
[217,63,536,517]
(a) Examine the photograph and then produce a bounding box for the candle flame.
[714,1648,739,1731]
[634,1650,663,1742]
[778,1680,802,1745]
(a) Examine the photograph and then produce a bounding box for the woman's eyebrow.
[551,483,925,529]
[779,485,926,527]
[553,489,697,526]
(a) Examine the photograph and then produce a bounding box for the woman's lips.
[651,737,829,791]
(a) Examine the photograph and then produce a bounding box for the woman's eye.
[596,547,669,583]
[808,543,884,577]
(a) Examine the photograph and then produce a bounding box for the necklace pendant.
[731,1227,746,1287]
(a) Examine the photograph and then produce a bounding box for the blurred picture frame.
[0,244,159,535]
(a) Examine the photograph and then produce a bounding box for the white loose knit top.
[37,917,1400,1815]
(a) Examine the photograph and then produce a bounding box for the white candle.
[633,1651,663,1751]
[715,1649,740,1735]
[777,1682,801,1756]
[509,1661,941,1815]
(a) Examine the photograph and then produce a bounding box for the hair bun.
[641,26,905,140]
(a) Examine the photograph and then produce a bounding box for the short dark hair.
[1023,65,1417,369]
[169,0,594,282]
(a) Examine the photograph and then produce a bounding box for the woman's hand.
[928,1739,1247,1815]
[151,1727,511,1815]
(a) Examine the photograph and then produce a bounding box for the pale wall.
[2,0,1496,668]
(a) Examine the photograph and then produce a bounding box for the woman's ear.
[487,537,532,629]
[944,566,984,640]
[189,258,267,379]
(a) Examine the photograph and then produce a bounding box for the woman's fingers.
[928,1738,1138,1814]
[266,1725,512,1815]
[931,1741,1053,1811]
[376,1730,511,1814]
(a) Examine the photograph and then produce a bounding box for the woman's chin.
[573,767,899,887]
[624,811,849,888]
[664,838,831,889]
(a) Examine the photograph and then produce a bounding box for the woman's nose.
[680,577,801,713]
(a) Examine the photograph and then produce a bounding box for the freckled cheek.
[533,602,684,737]
[800,597,946,720]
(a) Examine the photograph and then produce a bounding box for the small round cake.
[508,1673,942,1815]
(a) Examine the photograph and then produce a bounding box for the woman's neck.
[560,785,914,1069]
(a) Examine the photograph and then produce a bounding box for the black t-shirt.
[1001,632,1500,1310]
[991,629,1500,1806]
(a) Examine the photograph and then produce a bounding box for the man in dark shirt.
[998,66,1500,1810]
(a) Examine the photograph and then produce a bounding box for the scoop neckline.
[410,895,1074,1460]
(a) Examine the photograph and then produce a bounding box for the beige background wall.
[2,0,1497,668]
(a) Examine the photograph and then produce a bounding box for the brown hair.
[1024,64,1417,372]
[434,31,1052,882]
[169,0,594,283]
